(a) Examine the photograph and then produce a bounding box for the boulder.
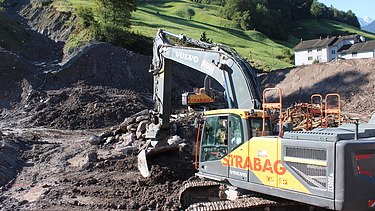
[117,146,137,155]
[100,130,113,139]
[136,115,148,123]
[105,136,116,145]
[88,135,102,145]
[167,135,182,145]
[121,116,136,127]
[133,109,149,117]
[136,120,148,139]
[86,151,98,162]
[121,132,136,146]
[127,123,137,132]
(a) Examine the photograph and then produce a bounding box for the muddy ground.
[1,0,375,210]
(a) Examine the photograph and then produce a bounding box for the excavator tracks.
[180,180,306,211]
[179,180,222,209]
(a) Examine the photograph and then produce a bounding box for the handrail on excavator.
[262,88,283,137]
[325,93,341,127]
[310,94,324,129]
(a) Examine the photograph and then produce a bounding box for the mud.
[0,125,196,211]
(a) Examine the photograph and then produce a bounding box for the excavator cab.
[197,109,272,179]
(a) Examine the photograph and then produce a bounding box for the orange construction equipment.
[262,88,283,137]
[309,94,324,129]
[325,93,341,127]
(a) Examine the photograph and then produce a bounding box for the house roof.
[294,37,338,51]
[332,34,358,46]
[339,40,375,54]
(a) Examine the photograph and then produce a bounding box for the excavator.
[138,29,375,210]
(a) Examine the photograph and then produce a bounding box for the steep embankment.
[260,58,375,121]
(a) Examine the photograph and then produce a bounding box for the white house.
[338,41,375,59]
[294,34,375,66]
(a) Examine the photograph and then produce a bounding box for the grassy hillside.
[49,0,375,71]
[131,1,293,71]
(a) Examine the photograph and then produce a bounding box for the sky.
[318,0,374,19]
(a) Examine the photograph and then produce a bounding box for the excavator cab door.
[199,115,229,178]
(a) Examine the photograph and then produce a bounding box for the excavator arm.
[138,29,262,177]
[150,29,262,131]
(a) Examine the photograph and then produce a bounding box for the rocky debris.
[0,49,34,108]
[0,133,34,187]
[14,84,152,130]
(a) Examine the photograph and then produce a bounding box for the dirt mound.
[19,84,152,130]
[20,0,75,43]
[0,49,34,108]
[0,134,26,187]
[0,114,197,211]
[41,42,152,91]
[260,58,375,121]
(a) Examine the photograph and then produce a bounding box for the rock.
[117,203,126,209]
[105,136,116,145]
[114,128,122,135]
[136,115,148,123]
[88,135,102,145]
[167,135,182,145]
[121,116,136,130]
[119,122,128,133]
[115,134,120,141]
[132,139,146,148]
[133,109,149,117]
[121,132,136,146]
[100,131,113,139]
[117,146,137,155]
[86,151,98,162]
[127,123,137,132]
[136,120,148,139]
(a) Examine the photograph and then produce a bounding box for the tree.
[200,31,213,43]
[310,0,325,19]
[93,0,137,28]
[186,8,195,20]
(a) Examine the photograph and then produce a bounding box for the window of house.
[317,55,322,61]
[317,47,322,52]
[308,56,313,61]
[308,49,312,53]
[331,50,336,54]
[352,52,357,57]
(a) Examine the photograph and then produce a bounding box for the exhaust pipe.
[353,118,359,140]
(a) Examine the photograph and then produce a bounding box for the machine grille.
[285,147,328,189]
[287,162,327,189]
[285,147,326,160]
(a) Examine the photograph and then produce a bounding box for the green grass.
[130,0,292,71]
[53,0,375,71]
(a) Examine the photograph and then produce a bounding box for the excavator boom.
[150,29,262,130]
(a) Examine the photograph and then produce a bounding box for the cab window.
[201,115,228,161]
[251,117,272,137]
[229,115,243,152]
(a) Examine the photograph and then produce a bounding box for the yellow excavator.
[139,29,375,210]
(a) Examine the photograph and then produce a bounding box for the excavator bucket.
[137,149,150,177]
[137,143,180,177]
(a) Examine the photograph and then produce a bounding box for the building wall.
[339,51,374,60]
[328,46,338,61]
[295,47,329,66]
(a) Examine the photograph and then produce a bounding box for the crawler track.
[180,180,305,211]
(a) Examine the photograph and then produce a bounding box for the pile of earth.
[0,48,34,108]
[260,58,375,121]
[0,132,32,187]
[0,112,197,211]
